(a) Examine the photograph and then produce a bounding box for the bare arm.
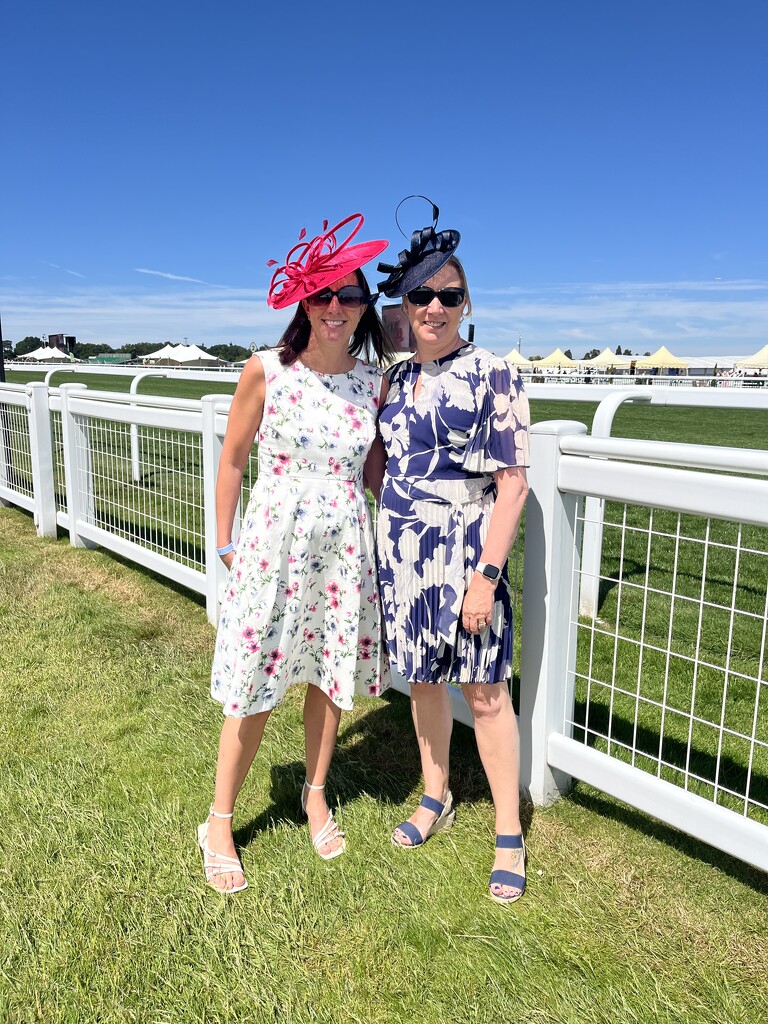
[216,355,266,568]
[362,375,390,501]
[461,466,529,633]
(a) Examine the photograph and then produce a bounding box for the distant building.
[48,334,76,353]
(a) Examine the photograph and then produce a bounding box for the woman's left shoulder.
[466,346,519,380]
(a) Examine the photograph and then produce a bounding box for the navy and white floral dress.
[377,343,530,684]
[211,350,389,716]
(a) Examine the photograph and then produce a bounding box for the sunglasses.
[405,287,466,308]
[306,286,367,308]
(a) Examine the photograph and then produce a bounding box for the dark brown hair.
[277,269,394,366]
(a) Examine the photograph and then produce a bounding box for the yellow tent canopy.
[536,347,578,367]
[503,349,533,367]
[580,347,632,367]
[581,348,634,368]
[735,344,768,369]
[634,345,689,369]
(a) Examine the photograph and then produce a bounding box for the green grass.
[5,367,238,401]
[528,398,768,450]
[1,505,767,1024]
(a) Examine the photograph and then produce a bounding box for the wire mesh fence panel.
[569,500,768,826]
[0,401,34,500]
[242,447,259,507]
[51,410,67,514]
[73,416,206,571]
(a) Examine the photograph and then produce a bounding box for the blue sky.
[2,0,767,358]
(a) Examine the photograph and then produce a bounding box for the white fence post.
[519,420,587,806]
[26,382,57,537]
[59,384,97,549]
[579,391,652,617]
[0,407,11,507]
[201,395,232,626]
[129,371,169,482]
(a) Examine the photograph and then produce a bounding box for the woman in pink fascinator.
[197,213,393,893]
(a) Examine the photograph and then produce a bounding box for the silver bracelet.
[216,542,235,556]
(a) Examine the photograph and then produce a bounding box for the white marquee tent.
[172,344,222,366]
[140,344,182,365]
[140,343,222,366]
[16,346,72,362]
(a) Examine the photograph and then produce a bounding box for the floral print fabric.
[377,343,530,684]
[211,350,389,716]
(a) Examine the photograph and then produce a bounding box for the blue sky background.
[2,0,767,357]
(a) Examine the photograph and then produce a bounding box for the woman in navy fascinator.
[374,197,531,904]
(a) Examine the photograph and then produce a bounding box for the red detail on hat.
[266,213,388,310]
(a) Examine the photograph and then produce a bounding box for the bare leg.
[393,682,454,845]
[462,683,524,898]
[206,710,271,891]
[303,683,344,857]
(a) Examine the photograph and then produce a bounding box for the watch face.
[482,564,500,580]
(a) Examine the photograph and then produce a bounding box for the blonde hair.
[446,256,472,317]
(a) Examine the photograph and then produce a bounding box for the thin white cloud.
[134,268,227,288]
[46,262,85,279]
[1,277,765,358]
[474,278,768,297]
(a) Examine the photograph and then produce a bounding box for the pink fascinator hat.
[266,213,388,310]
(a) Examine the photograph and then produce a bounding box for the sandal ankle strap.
[209,806,235,819]
[496,833,524,850]
[303,780,326,791]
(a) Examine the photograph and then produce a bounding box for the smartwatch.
[476,561,501,582]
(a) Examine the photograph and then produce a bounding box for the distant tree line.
[5,338,257,362]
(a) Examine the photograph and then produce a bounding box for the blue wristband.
[216,542,235,556]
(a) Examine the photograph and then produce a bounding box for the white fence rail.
[519,421,768,873]
[1,380,766,873]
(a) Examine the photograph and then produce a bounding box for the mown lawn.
[1,505,767,1024]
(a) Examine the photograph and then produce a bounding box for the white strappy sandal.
[197,807,248,893]
[301,781,346,861]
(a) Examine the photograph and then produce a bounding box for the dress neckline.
[298,357,358,378]
[410,341,472,369]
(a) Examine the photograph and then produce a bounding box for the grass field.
[1,505,767,1024]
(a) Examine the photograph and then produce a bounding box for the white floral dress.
[211,350,389,716]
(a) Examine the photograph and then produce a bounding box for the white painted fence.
[1,378,766,873]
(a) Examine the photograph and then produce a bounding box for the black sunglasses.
[405,287,466,308]
[306,285,367,308]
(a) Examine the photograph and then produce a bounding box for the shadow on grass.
[233,689,534,849]
[569,785,768,895]
[572,698,768,810]
[95,508,205,567]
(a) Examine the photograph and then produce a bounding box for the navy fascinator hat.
[377,196,461,298]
